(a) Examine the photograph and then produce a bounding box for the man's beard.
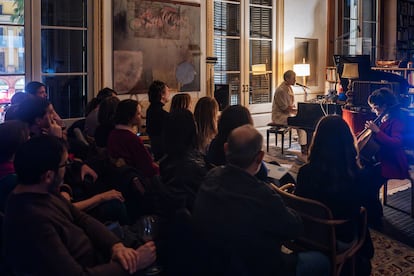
[49,174,63,195]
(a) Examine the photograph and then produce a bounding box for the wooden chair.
[272,183,367,276]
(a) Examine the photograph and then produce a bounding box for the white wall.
[283,0,327,94]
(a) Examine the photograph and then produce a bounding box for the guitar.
[357,113,384,165]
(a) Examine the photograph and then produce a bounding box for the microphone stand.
[301,86,308,102]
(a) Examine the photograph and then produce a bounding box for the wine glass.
[137,215,162,275]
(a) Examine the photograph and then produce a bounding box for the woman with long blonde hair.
[194,97,219,154]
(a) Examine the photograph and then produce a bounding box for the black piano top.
[287,102,343,131]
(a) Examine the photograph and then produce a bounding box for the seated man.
[4,135,156,275]
[272,70,308,154]
[25,81,65,128]
[193,124,329,276]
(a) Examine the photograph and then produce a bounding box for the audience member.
[271,70,307,154]
[16,96,63,138]
[95,96,120,148]
[206,105,253,166]
[146,80,170,161]
[4,92,30,121]
[295,115,374,275]
[194,96,218,154]
[84,87,117,137]
[4,135,156,275]
[25,81,65,128]
[170,93,191,112]
[193,124,329,276]
[0,120,29,212]
[159,109,208,216]
[205,104,268,181]
[108,99,159,179]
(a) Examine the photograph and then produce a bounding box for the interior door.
[213,0,275,113]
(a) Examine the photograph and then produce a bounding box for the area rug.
[371,229,414,275]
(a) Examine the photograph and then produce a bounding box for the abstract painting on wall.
[113,0,201,94]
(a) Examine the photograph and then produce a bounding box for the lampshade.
[293,63,310,77]
[252,64,267,75]
[342,63,359,79]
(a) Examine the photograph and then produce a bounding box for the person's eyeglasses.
[59,159,73,168]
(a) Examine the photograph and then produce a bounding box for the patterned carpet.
[371,229,414,275]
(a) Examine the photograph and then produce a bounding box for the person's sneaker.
[301,145,308,155]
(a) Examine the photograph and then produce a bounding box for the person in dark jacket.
[159,109,209,216]
[4,135,156,275]
[296,115,375,275]
[193,124,329,276]
[146,80,170,161]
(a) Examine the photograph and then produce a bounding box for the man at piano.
[271,70,308,154]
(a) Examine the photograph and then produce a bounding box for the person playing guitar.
[364,88,410,181]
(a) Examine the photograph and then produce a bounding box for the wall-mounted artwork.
[113,0,201,94]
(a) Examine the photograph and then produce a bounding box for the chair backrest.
[275,184,339,253]
[272,183,367,276]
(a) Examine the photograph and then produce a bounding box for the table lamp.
[293,63,310,87]
[341,63,359,107]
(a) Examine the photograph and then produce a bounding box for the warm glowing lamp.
[341,63,359,107]
[293,63,311,86]
[252,64,267,75]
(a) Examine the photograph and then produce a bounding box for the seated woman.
[170,93,191,113]
[94,96,120,149]
[194,97,219,154]
[108,99,159,179]
[206,105,269,180]
[295,115,374,276]
[159,109,209,216]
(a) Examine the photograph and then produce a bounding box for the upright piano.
[287,101,343,143]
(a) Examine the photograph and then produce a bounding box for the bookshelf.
[371,67,414,86]
[397,0,414,61]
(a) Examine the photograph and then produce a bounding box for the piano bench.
[266,125,292,154]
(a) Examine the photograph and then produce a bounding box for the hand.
[136,241,157,270]
[42,118,63,138]
[112,243,139,274]
[80,164,98,182]
[365,120,380,133]
[99,189,124,202]
[60,191,72,201]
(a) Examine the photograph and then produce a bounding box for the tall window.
[0,0,90,121]
[214,0,241,105]
[337,0,378,63]
[0,0,25,113]
[40,0,88,118]
[213,0,274,107]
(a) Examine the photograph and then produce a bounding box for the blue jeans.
[296,251,330,276]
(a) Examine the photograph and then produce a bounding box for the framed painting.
[113,0,201,94]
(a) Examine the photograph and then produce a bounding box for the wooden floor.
[380,188,414,248]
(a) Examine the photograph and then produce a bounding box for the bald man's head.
[225,124,263,169]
